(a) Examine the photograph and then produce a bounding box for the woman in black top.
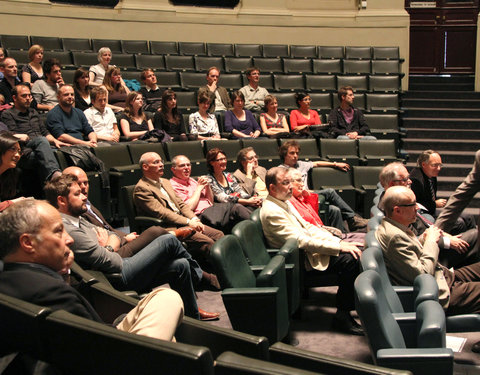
[119,91,153,141]
[153,90,189,141]
[73,68,92,111]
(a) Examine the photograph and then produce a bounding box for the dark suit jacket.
[82,202,126,239]
[0,262,102,322]
[410,167,437,216]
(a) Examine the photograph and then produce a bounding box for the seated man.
[0,57,20,105]
[410,150,475,234]
[44,174,219,321]
[0,199,184,341]
[83,86,120,143]
[46,85,98,147]
[279,140,367,232]
[31,58,64,112]
[2,83,64,185]
[139,68,163,113]
[239,67,269,113]
[376,185,480,316]
[328,86,374,140]
[261,167,364,335]
[199,67,231,114]
[379,162,477,269]
[134,152,224,264]
[170,155,251,232]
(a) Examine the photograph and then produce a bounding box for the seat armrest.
[446,314,480,332]
[135,216,164,230]
[416,300,446,348]
[377,348,453,375]
[414,274,439,309]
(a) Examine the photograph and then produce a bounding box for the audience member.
[31,58,64,112]
[21,44,44,84]
[46,85,98,147]
[89,47,112,87]
[376,185,480,316]
[0,58,20,105]
[103,66,130,112]
[289,92,323,138]
[188,88,220,140]
[45,174,219,320]
[199,67,231,114]
[411,150,475,234]
[0,199,185,341]
[260,167,364,335]
[84,86,120,143]
[153,90,188,141]
[224,90,261,139]
[73,67,92,111]
[328,86,374,140]
[206,148,262,211]
[233,147,268,199]
[139,68,162,113]
[259,94,290,138]
[134,152,224,264]
[0,48,5,80]
[279,140,367,232]
[170,155,251,231]
[119,91,153,141]
[239,67,269,112]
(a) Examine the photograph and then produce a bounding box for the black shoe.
[332,313,364,336]
[472,340,480,353]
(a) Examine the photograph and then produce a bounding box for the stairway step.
[405,150,476,165]
[409,75,475,83]
[409,82,474,91]
[405,128,480,139]
[437,191,480,209]
[402,98,480,108]
[403,108,480,118]
[403,139,480,152]
[402,117,480,129]
[437,176,467,190]
[403,91,480,99]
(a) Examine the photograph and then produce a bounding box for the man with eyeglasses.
[376,185,480,319]
[410,150,475,235]
[233,147,268,199]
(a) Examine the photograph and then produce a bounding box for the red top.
[289,192,323,227]
[289,109,321,130]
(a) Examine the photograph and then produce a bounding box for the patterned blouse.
[207,172,250,203]
[260,112,285,129]
[189,112,219,135]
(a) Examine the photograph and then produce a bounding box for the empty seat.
[178,42,206,56]
[150,41,178,55]
[258,74,274,91]
[1,35,30,50]
[274,74,304,92]
[220,73,243,90]
[309,93,332,112]
[61,38,92,52]
[121,40,149,54]
[345,46,372,60]
[290,45,317,59]
[353,165,384,217]
[305,75,336,92]
[252,58,283,74]
[275,93,297,111]
[5,49,29,65]
[369,76,400,92]
[312,59,342,75]
[241,138,280,159]
[366,93,399,111]
[165,55,195,71]
[235,44,262,58]
[343,60,371,75]
[92,39,122,53]
[120,71,141,81]
[179,72,207,89]
[31,36,63,51]
[311,168,357,209]
[262,44,289,58]
[282,58,312,74]
[364,113,399,132]
[224,57,252,73]
[336,75,368,91]
[320,138,359,165]
[318,46,345,59]
[371,60,401,75]
[72,51,99,67]
[175,91,198,112]
[206,43,234,57]
[43,51,74,68]
[111,53,136,70]
[358,139,397,166]
[372,46,400,60]
[62,70,76,85]
[194,56,224,72]
[155,72,181,89]
[135,54,165,70]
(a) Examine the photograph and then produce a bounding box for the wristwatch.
[105,245,114,252]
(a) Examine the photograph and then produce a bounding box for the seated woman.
[233,147,268,200]
[290,92,326,138]
[119,91,154,141]
[153,90,188,141]
[89,47,112,87]
[206,148,262,212]
[21,44,44,84]
[0,132,29,211]
[188,88,221,141]
[103,66,130,112]
[73,68,92,111]
[259,94,290,139]
[224,91,261,139]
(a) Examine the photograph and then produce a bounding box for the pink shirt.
[170,176,213,215]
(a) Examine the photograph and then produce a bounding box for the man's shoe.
[202,271,221,291]
[472,340,480,353]
[332,312,364,336]
[199,308,220,321]
[347,215,368,233]
[174,227,195,241]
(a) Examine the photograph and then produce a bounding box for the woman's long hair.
[103,66,124,93]
[0,132,20,201]
[159,89,180,125]
[124,91,146,122]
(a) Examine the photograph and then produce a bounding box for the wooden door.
[405,0,479,74]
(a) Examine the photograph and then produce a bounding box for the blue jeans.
[121,234,200,319]
[24,137,60,182]
[337,135,377,140]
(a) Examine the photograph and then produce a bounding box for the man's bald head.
[63,166,89,196]
[383,186,416,225]
[139,152,164,180]
[379,162,411,189]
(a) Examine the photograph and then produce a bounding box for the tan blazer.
[233,166,267,196]
[134,176,196,228]
[260,195,341,271]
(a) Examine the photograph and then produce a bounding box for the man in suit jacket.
[233,147,268,199]
[260,167,364,335]
[0,199,184,341]
[134,152,223,262]
[376,185,480,315]
[198,67,231,114]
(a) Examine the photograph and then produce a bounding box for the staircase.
[402,75,480,214]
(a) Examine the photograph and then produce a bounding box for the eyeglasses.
[278,179,291,186]
[291,178,303,183]
[215,157,227,162]
[397,201,416,207]
[302,98,312,102]
[8,146,22,155]
[246,155,258,161]
[392,176,410,183]
[429,163,443,168]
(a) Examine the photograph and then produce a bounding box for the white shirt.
[84,106,117,137]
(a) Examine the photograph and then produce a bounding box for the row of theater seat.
[0,35,402,60]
